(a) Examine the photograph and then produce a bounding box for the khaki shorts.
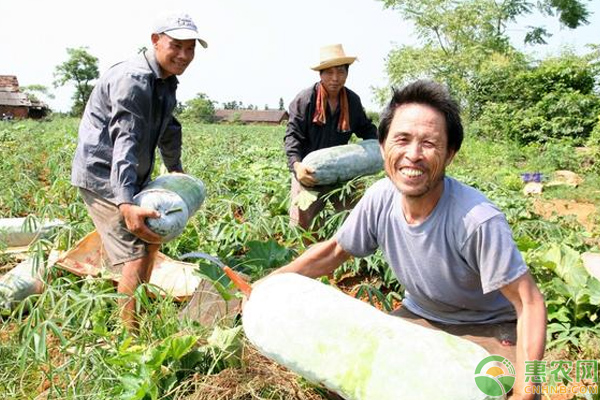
[79,188,148,266]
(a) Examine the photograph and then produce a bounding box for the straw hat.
[311,44,356,71]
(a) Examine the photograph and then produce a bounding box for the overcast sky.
[1,0,598,113]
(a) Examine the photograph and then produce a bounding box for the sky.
[1,0,599,113]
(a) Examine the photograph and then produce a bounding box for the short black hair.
[378,80,463,153]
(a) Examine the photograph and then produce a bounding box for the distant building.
[214,109,289,125]
[0,75,50,119]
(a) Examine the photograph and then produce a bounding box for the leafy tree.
[21,84,55,103]
[53,47,99,116]
[223,100,241,110]
[222,101,258,110]
[178,93,216,123]
[379,0,589,46]
[278,97,285,111]
[377,0,591,105]
[469,50,600,144]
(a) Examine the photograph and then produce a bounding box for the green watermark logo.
[474,355,516,397]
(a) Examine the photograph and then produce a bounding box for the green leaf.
[194,262,234,301]
[293,189,318,211]
[207,326,243,368]
[168,335,198,360]
[539,244,588,288]
[245,239,293,269]
[587,278,600,305]
[208,326,242,352]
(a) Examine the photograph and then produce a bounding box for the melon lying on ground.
[0,217,65,248]
[133,174,206,242]
[243,273,495,400]
[302,139,383,186]
[0,257,44,311]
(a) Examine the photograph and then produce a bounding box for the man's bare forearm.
[274,238,351,278]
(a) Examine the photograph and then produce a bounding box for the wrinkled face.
[152,33,196,78]
[319,65,348,96]
[381,103,455,200]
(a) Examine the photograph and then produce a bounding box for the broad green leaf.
[539,244,588,288]
[208,326,242,352]
[168,335,198,360]
[245,239,292,269]
[587,278,600,305]
[294,189,318,211]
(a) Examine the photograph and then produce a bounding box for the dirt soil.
[532,198,597,233]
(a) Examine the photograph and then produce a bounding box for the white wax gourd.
[242,273,497,400]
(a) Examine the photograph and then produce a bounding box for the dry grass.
[175,344,328,400]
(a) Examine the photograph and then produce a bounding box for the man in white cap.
[71,12,207,331]
[284,44,377,234]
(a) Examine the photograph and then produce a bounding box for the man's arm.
[158,116,184,173]
[284,91,318,186]
[273,238,351,278]
[109,75,151,205]
[348,92,377,140]
[108,76,161,242]
[284,92,309,172]
[500,272,546,400]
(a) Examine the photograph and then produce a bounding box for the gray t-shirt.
[336,177,528,324]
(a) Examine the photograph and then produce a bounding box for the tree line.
[46,48,286,122]
[43,0,599,145]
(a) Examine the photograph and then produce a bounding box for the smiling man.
[284,44,377,233]
[274,80,546,399]
[71,12,207,331]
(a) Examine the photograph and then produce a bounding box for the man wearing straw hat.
[71,12,207,331]
[284,44,377,233]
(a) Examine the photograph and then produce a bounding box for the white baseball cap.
[153,12,208,48]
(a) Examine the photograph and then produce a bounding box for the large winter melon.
[243,273,496,400]
[302,139,383,186]
[0,218,65,247]
[133,174,206,242]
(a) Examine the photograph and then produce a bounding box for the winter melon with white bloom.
[133,174,206,242]
[242,273,497,400]
[302,139,383,186]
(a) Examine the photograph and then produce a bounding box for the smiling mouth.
[400,167,424,178]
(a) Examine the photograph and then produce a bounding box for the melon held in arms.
[302,139,383,186]
[133,173,206,242]
[243,273,495,400]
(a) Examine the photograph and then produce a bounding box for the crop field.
[0,117,599,399]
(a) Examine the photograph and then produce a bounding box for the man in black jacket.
[284,44,377,232]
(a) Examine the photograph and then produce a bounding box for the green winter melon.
[133,173,206,242]
[302,139,383,186]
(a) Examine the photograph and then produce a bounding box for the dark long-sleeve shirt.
[71,50,183,206]
[284,83,377,171]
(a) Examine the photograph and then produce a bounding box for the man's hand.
[294,162,317,187]
[119,203,162,244]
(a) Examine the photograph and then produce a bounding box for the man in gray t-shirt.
[273,80,546,400]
